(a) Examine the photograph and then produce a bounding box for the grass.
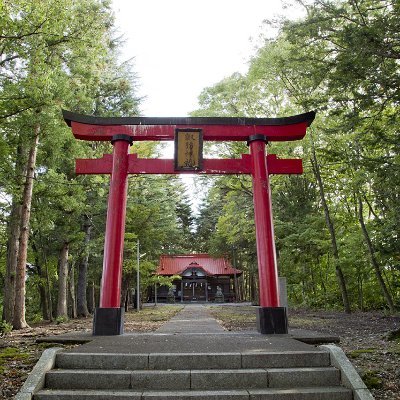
[207,305,332,331]
[0,347,30,374]
[388,342,400,355]
[362,370,384,389]
[125,305,184,322]
[288,315,330,329]
[207,306,256,329]
[349,348,377,358]
[123,305,184,332]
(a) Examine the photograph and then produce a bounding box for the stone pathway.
[57,303,324,354]
[156,304,225,334]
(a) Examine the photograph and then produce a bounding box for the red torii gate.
[63,110,315,335]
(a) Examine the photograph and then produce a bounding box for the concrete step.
[45,367,340,390]
[34,387,352,400]
[34,389,142,400]
[33,350,352,400]
[55,351,331,370]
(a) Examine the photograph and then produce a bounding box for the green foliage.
[191,0,399,311]
[0,347,30,373]
[1,0,398,320]
[55,316,68,325]
[0,320,13,336]
[0,0,146,324]
[29,314,43,325]
[362,370,384,389]
[349,349,376,359]
[387,329,400,341]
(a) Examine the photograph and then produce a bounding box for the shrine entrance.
[181,266,208,302]
[183,281,206,302]
[63,110,315,335]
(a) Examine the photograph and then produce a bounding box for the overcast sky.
[110,1,303,210]
[111,0,301,117]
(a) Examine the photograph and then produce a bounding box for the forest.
[0,0,399,331]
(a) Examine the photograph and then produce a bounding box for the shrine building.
[151,254,242,303]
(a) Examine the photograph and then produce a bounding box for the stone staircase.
[34,350,353,399]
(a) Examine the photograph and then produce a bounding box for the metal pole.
[248,135,280,308]
[100,135,132,308]
[137,239,140,311]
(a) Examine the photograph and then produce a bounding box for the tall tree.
[310,135,351,313]
[0,0,141,328]
[190,0,399,311]
[13,122,39,328]
[76,216,92,317]
[56,241,69,319]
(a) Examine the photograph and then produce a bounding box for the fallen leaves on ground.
[209,306,400,400]
[0,305,182,398]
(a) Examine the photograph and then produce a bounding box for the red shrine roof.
[157,254,242,276]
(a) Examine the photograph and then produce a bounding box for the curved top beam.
[62,110,315,142]
[63,110,316,127]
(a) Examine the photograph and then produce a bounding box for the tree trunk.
[68,262,77,319]
[39,279,50,320]
[249,271,253,302]
[45,261,54,321]
[32,239,52,320]
[33,248,51,321]
[251,270,256,303]
[57,241,69,319]
[357,273,364,311]
[240,275,245,302]
[310,139,351,313]
[231,248,240,302]
[3,143,27,324]
[13,127,40,329]
[87,281,95,314]
[77,216,92,317]
[2,203,22,323]
[357,197,396,313]
[122,274,131,312]
[301,264,306,303]
[124,287,130,312]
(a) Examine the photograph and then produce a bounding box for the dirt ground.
[1,305,399,399]
[208,306,400,400]
[0,306,182,399]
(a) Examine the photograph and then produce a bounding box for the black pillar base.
[256,307,288,334]
[93,307,124,336]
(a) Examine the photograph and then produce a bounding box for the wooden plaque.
[174,129,203,171]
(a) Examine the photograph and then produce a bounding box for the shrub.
[0,320,12,336]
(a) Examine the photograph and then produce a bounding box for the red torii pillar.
[248,135,282,332]
[63,110,315,335]
[101,136,131,309]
